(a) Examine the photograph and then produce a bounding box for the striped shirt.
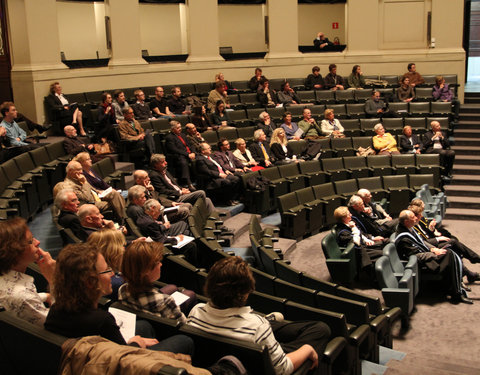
[188,303,293,375]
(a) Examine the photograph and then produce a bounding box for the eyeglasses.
[98,268,113,275]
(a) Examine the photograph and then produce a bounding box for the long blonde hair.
[270,128,287,146]
[87,229,125,272]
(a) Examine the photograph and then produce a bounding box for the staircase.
[445,92,480,220]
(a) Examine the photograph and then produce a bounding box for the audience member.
[211,100,232,128]
[207,81,230,113]
[403,63,425,87]
[313,32,334,50]
[357,189,398,236]
[55,189,85,240]
[305,66,324,90]
[131,90,155,121]
[233,138,263,171]
[372,123,400,155]
[432,75,453,102]
[44,243,195,353]
[365,90,394,119]
[395,210,471,304]
[188,256,330,375]
[249,129,274,167]
[63,125,102,161]
[149,153,215,214]
[347,65,366,89]
[257,79,278,107]
[281,111,301,140]
[334,206,383,270]
[118,108,155,156]
[164,120,196,190]
[396,76,415,102]
[270,128,298,165]
[348,195,389,239]
[150,86,174,118]
[96,92,117,143]
[0,217,55,326]
[196,143,241,205]
[423,120,454,178]
[45,82,86,135]
[277,82,301,106]
[112,90,130,122]
[0,124,29,162]
[298,108,322,139]
[0,102,40,150]
[399,125,421,154]
[256,111,277,141]
[215,72,234,93]
[0,109,51,134]
[324,64,345,90]
[190,105,213,132]
[320,109,345,138]
[78,204,118,239]
[168,87,190,115]
[213,138,250,175]
[185,123,206,153]
[248,67,267,92]
[74,152,115,193]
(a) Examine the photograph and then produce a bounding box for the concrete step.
[445,208,480,221]
[450,174,480,185]
[455,121,480,130]
[464,97,480,104]
[452,164,480,174]
[450,145,480,155]
[453,129,480,136]
[459,104,480,113]
[453,154,480,165]
[451,137,480,146]
[447,196,480,209]
[444,184,480,197]
[223,212,254,244]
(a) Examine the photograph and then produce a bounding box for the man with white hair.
[249,129,274,167]
[357,189,398,235]
[348,195,387,239]
[423,120,455,178]
[78,204,115,240]
[255,112,277,142]
[62,125,99,160]
[55,189,84,240]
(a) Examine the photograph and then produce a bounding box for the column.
[186,0,224,62]
[106,0,147,66]
[265,0,302,59]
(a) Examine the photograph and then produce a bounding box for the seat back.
[322,157,344,171]
[295,186,316,205]
[287,139,307,156]
[392,154,415,167]
[357,176,383,191]
[375,256,398,289]
[321,232,342,259]
[382,174,409,190]
[383,243,404,274]
[367,155,391,168]
[298,160,322,174]
[334,179,358,197]
[330,137,353,150]
[277,163,300,178]
[343,155,367,169]
[313,182,337,199]
[277,191,299,212]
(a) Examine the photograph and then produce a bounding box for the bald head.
[64,125,77,137]
[66,161,83,181]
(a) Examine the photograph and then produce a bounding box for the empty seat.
[366,155,395,176]
[382,118,404,136]
[296,91,316,104]
[334,179,359,199]
[352,136,373,150]
[298,160,328,186]
[357,176,388,201]
[330,137,355,157]
[415,87,434,102]
[335,90,355,104]
[382,175,414,216]
[415,153,443,183]
[322,157,350,182]
[343,156,372,179]
[340,119,362,137]
[313,183,343,226]
[240,93,263,108]
[295,186,324,234]
[277,192,308,239]
[360,119,379,136]
[391,154,417,175]
[409,102,431,116]
[315,91,335,104]
[277,163,306,192]
[387,102,408,117]
[346,103,366,119]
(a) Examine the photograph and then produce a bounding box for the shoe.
[462,283,472,292]
[220,226,234,235]
[467,272,480,283]
[450,294,473,305]
[42,123,53,131]
[264,312,284,322]
[187,184,196,192]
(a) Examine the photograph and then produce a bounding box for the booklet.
[171,235,195,249]
[98,187,113,198]
[171,291,190,306]
[108,307,136,342]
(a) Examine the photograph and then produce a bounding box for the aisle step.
[447,196,480,209]
[445,208,480,220]
[444,184,480,197]
[450,174,480,185]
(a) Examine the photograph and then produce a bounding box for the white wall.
[298,3,345,45]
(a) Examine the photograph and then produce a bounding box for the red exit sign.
[332,22,339,29]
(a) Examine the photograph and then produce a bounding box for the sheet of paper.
[171,235,195,249]
[108,307,136,342]
[171,291,190,306]
[98,187,113,198]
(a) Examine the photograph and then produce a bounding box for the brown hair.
[0,218,31,275]
[121,241,163,299]
[52,243,100,312]
[87,229,126,273]
[204,256,255,309]
[0,101,14,117]
[49,82,60,94]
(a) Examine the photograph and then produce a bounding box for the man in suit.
[357,189,398,236]
[395,210,472,304]
[149,153,215,214]
[78,204,117,240]
[423,120,455,178]
[55,189,86,241]
[249,129,274,167]
[164,120,196,190]
[213,138,250,176]
[398,125,422,154]
[196,142,240,206]
[348,195,391,240]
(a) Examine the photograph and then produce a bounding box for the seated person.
[196,143,241,206]
[248,67,267,92]
[207,81,230,113]
[281,111,301,140]
[277,82,301,106]
[63,125,103,162]
[215,72,234,93]
[213,138,250,175]
[320,109,345,138]
[78,204,121,240]
[232,138,263,171]
[118,108,155,156]
[119,241,195,320]
[45,81,86,135]
[150,86,174,119]
[190,105,213,132]
[313,32,334,50]
[167,87,190,115]
[365,90,394,119]
[257,79,278,107]
[399,125,422,154]
[298,108,322,139]
[96,92,117,143]
[249,129,275,168]
[211,100,233,128]
[0,102,40,150]
[305,66,324,90]
[131,90,155,121]
[270,128,298,165]
[334,206,383,270]
[0,217,55,326]
[357,188,398,236]
[396,76,415,102]
[372,123,400,155]
[149,153,215,215]
[44,243,196,353]
[112,90,130,122]
[395,210,471,304]
[432,75,453,102]
[423,120,455,177]
[324,64,345,90]
[256,111,277,141]
[347,65,366,89]
[0,124,29,162]
[188,256,331,375]
[74,152,120,196]
[164,120,196,190]
[56,189,84,239]
[403,63,425,87]
[348,195,390,239]
[185,122,206,154]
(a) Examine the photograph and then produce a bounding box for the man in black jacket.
[423,120,455,178]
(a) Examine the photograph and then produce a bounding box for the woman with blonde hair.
[269,128,297,164]
[320,109,344,137]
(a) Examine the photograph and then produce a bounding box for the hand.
[373,236,384,242]
[219,173,227,178]
[307,346,319,370]
[293,136,301,140]
[188,153,196,160]
[429,219,437,231]
[364,207,372,215]
[138,133,145,140]
[181,188,190,194]
[171,202,179,207]
[432,247,446,256]
[0,127,6,136]
[365,239,375,246]
[437,236,450,242]
[45,293,54,307]
[177,234,184,242]
[377,109,383,113]
[103,219,115,229]
[127,336,159,349]
[35,248,56,285]
[87,144,94,150]
[265,160,272,167]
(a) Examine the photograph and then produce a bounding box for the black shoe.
[467,272,480,283]
[219,226,234,235]
[187,184,196,192]
[451,294,474,305]
[42,123,53,131]
[462,283,472,292]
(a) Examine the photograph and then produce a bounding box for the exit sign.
[332,22,339,29]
